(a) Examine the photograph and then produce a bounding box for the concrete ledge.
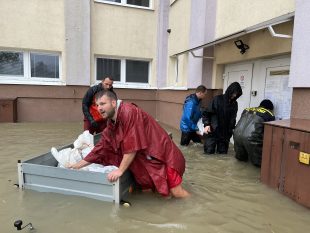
[0,98,17,122]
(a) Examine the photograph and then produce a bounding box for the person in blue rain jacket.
[180,85,207,146]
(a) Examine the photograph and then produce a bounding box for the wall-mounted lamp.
[167,29,171,33]
[234,40,249,54]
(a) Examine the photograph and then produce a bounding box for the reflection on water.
[0,122,309,233]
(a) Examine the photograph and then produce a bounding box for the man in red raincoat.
[69,90,189,198]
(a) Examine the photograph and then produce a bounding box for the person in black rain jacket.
[202,82,243,154]
[233,99,275,167]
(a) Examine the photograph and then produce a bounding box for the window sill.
[94,0,154,11]
[158,86,188,90]
[95,81,156,89]
[0,78,65,86]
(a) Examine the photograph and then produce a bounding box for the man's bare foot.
[170,184,190,198]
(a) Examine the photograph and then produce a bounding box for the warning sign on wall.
[264,69,292,120]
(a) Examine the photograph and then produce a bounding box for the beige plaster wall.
[91,1,158,86]
[167,54,189,87]
[166,0,191,87]
[215,22,293,65]
[0,0,64,51]
[211,21,293,89]
[216,0,295,38]
[168,0,191,55]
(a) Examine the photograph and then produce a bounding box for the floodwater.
[0,122,309,233]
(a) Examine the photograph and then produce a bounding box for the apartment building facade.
[0,0,309,130]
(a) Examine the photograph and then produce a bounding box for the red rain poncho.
[84,102,186,196]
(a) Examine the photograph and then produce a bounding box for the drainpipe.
[268,25,292,38]
[190,51,214,59]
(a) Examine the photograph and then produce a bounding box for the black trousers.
[203,133,229,154]
[234,140,248,161]
[180,131,202,146]
[234,140,262,167]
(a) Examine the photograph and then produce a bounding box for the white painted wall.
[289,0,310,87]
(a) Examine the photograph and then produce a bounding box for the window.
[96,57,150,85]
[30,53,59,78]
[103,0,121,3]
[127,0,150,7]
[126,60,148,83]
[0,52,23,76]
[95,0,151,9]
[0,50,60,83]
[97,58,121,81]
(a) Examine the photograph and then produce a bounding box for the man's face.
[96,95,117,119]
[102,78,113,90]
[229,93,238,102]
[197,91,206,100]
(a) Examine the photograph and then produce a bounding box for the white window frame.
[0,49,63,86]
[94,0,153,10]
[95,56,151,89]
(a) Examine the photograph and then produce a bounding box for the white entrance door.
[224,63,253,122]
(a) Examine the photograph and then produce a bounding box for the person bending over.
[233,99,275,167]
[82,77,116,134]
[70,90,190,198]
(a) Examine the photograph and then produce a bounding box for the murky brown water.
[0,122,309,233]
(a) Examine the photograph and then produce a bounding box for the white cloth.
[51,130,117,173]
[197,118,204,136]
[51,147,82,168]
[87,164,118,173]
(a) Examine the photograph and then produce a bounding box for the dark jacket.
[180,94,202,133]
[233,106,275,166]
[202,82,242,140]
[82,83,116,123]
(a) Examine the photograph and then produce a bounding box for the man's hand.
[107,169,123,182]
[108,152,136,182]
[107,152,136,182]
[66,163,80,169]
[66,160,91,169]
[204,126,211,134]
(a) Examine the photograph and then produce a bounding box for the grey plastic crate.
[17,134,133,204]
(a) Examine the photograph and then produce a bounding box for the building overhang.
[172,12,295,57]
